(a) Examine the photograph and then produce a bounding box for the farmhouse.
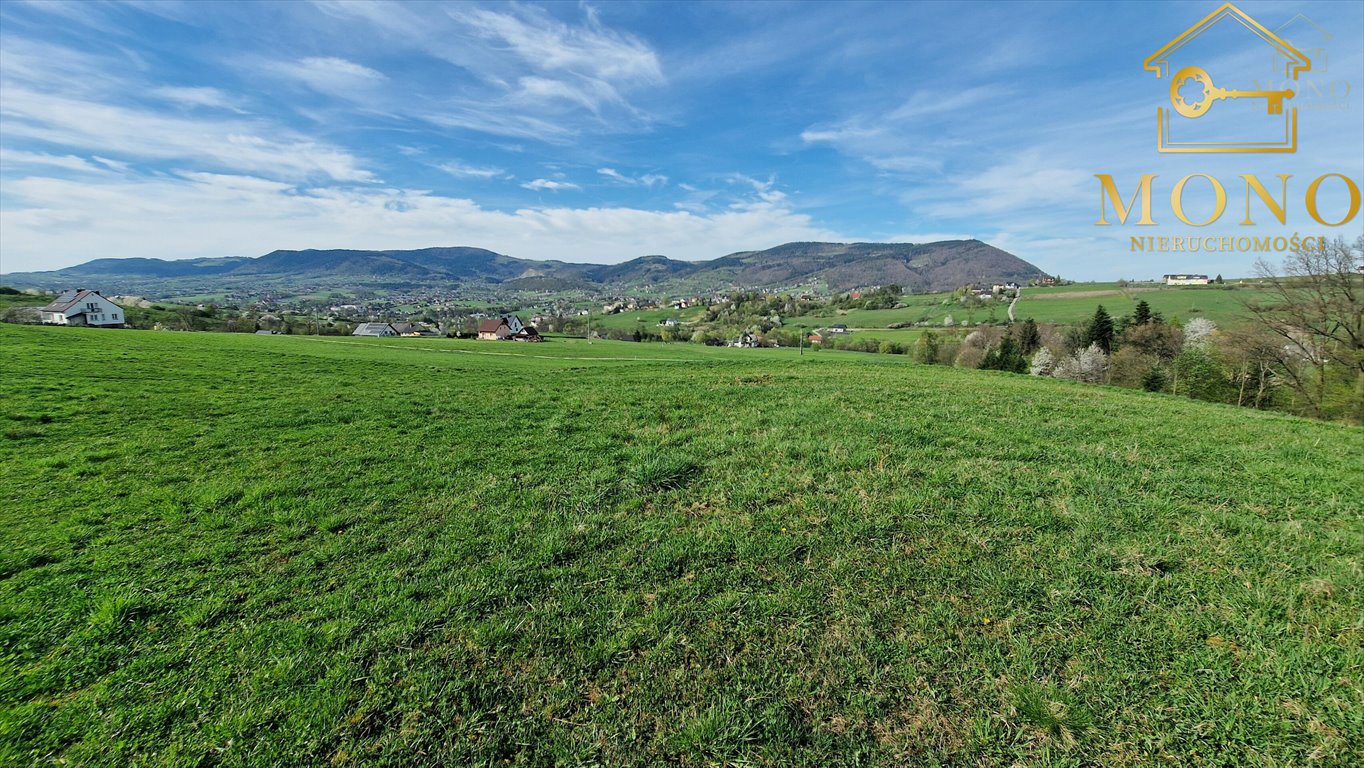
[477,315,526,340]
[352,322,399,337]
[828,324,850,334]
[40,289,124,327]
[1164,274,1210,286]
[660,318,680,327]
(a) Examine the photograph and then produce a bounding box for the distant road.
[1008,288,1021,323]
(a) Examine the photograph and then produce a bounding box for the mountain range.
[0,240,1048,297]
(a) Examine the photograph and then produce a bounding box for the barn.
[352,323,399,337]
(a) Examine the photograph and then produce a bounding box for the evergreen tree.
[981,336,1027,373]
[1082,305,1115,353]
[1132,299,1153,326]
[1141,366,1167,392]
[1215,274,1224,284]
[1016,318,1041,355]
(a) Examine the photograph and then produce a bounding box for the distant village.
[12,273,1224,349]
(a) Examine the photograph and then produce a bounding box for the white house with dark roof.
[40,289,124,327]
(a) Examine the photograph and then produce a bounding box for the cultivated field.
[1,325,1361,767]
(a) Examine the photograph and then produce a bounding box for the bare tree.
[1246,235,1364,422]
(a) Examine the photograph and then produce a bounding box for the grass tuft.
[629,449,699,492]
[1011,682,1094,748]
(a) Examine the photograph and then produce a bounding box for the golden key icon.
[1170,66,1295,118]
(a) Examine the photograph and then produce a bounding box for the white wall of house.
[42,296,124,326]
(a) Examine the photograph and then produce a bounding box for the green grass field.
[2,325,1361,766]
[596,282,1272,338]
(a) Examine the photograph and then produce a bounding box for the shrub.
[1109,347,1160,388]
[1029,347,1056,376]
[1141,366,1168,392]
[914,332,941,365]
[1184,318,1217,348]
[980,336,1027,373]
[954,344,987,369]
[1053,344,1109,384]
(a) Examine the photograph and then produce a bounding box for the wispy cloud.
[521,178,580,192]
[270,56,387,99]
[438,161,505,179]
[598,167,666,186]
[150,85,245,112]
[307,1,664,140]
[0,149,112,174]
[1,87,374,182]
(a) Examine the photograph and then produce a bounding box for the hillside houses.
[40,289,125,327]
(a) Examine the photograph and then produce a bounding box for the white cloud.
[0,172,844,271]
[598,167,667,186]
[310,1,663,139]
[521,178,580,192]
[437,161,505,179]
[801,86,1000,175]
[915,151,1091,218]
[150,85,244,111]
[0,87,374,182]
[271,56,387,98]
[0,149,110,174]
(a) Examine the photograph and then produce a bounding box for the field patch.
[1,325,1361,766]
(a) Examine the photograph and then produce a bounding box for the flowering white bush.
[1052,343,1109,383]
[1029,347,1056,376]
[1184,318,1217,348]
[943,314,955,327]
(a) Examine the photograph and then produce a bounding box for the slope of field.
[1,326,1361,767]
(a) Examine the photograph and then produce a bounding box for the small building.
[828,324,849,334]
[660,317,680,327]
[352,322,399,337]
[477,319,511,340]
[40,289,124,327]
[1164,274,1210,286]
[477,315,525,340]
[513,326,543,342]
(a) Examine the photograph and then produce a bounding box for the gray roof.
[40,289,98,313]
[352,322,397,336]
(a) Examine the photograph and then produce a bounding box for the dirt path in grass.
[1008,288,1021,323]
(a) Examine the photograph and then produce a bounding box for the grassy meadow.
[1,325,1361,766]
[596,281,1275,338]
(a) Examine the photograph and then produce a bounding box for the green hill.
[0,240,1046,298]
[1,325,1360,766]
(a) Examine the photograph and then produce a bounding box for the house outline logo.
[1144,2,1311,153]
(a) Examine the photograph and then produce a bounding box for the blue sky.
[1,0,1360,279]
